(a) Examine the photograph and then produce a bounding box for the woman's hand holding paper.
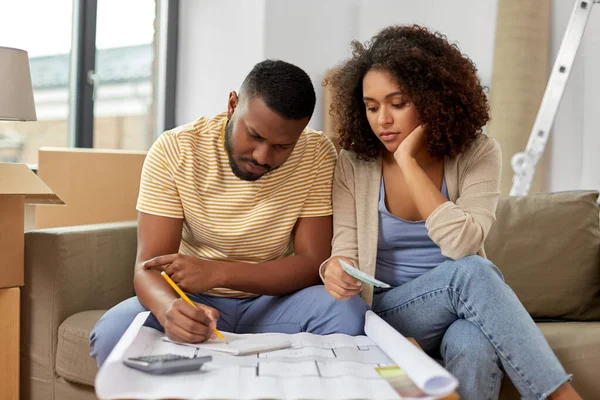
[321,256,363,300]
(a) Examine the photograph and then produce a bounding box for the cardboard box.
[0,163,62,400]
[0,287,20,399]
[35,147,146,229]
[0,162,63,289]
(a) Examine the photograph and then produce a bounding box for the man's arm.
[219,215,333,296]
[133,211,184,325]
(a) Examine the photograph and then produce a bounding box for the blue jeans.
[372,255,570,400]
[90,285,368,366]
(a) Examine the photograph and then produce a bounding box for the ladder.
[510,0,599,196]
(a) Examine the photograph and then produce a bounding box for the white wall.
[177,0,498,130]
[176,0,266,124]
[581,8,600,192]
[176,0,600,193]
[549,0,600,192]
[264,0,361,129]
[356,0,498,89]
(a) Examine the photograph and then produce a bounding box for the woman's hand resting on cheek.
[394,124,428,167]
[322,256,363,300]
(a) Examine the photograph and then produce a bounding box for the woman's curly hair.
[324,25,490,161]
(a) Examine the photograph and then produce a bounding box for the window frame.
[67,0,178,148]
[68,0,96,148]
[154,0,179,138]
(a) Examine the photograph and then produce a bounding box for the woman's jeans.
[372,255,570,400]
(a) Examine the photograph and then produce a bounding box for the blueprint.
[95,311,456,399]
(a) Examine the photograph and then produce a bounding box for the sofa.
[21,192,600,400]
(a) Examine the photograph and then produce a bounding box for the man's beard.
[224,121,273,181]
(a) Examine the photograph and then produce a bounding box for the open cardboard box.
[0,162,63,289]
[0,162,63,399]
[35,147,146,229]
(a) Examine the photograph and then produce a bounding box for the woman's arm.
[321,151,364,299]
[320,151,360,280]
[330,151,360,263]
[425,137,502,259]
[398,157,448,219]
[393,124,447,219]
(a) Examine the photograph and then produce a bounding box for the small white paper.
[163,333,291,356]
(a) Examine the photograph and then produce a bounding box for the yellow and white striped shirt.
[136,112,337,298]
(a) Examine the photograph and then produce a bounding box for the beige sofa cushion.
[22,222,136,400]
[56,310,106,386]
[485,191,600,320]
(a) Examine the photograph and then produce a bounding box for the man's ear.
[227,91,238,119]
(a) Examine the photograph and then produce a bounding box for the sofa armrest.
[21,221,137,397]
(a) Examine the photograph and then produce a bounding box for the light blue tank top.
[375,176,451,287]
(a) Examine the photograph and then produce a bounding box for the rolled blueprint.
[364,310,458,397]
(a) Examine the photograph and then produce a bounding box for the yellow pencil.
[160,271,227,344]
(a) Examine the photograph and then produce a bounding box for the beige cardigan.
[328,134,502,306]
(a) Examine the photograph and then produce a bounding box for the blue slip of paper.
[339,259,391,288]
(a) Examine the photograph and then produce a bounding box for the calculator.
[123,354,212,375]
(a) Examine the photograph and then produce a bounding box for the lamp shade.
[0,46,37,121]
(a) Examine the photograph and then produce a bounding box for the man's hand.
[322,256,363,300]
[163,298,219,343]
[143,253,223,294]
[394,124,427,167]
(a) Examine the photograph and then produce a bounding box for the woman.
[322,25,580,400]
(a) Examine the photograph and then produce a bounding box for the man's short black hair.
[239,59,316,120]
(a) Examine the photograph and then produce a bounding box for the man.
[90,60,368,366]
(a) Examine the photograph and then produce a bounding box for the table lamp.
[0,46,36,121]
[0,48,59,400]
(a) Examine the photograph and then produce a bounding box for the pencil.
[160,271,227,344]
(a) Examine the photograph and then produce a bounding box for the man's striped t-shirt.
[136,112,337,298]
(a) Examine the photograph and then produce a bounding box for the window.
[0,0,177,165]
[93,0,157,150]
[0,0,73,164]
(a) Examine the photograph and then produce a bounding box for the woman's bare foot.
[548,383,582,400]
